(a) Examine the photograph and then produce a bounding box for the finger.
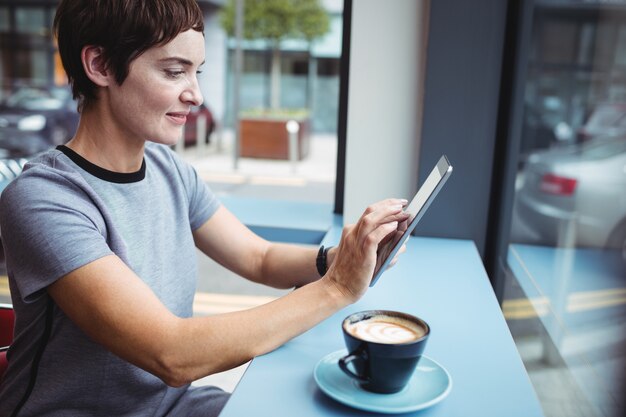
[378,228,399,246]
[397,216,410,232]
[356,203,407,240]
[362,221,399,253]
[362,198,408,216]
[364,198,408,214]
[387,247,406,270]
[386,238,408,265]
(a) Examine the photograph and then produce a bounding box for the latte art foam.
[346,316,425,344]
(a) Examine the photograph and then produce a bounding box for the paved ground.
[181,129,337,204]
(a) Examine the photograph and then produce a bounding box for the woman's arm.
[47,254,345,387]
[192,206,330,289]
[47,198,408,386]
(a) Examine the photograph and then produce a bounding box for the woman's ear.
[81,45,111,87]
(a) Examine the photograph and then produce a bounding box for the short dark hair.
[53,0,204,110]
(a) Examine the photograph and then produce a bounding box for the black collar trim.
[56,145,146,184]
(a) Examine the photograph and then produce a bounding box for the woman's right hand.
[322,198,410,303]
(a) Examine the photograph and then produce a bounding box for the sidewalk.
[178,129,337,204]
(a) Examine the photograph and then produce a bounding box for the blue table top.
[220,236,544,417]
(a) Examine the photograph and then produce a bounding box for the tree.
[221,0,330,110]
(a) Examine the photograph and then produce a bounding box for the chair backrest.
[0,303,15,381]
[0,303,15,349]
[0,351,7,381]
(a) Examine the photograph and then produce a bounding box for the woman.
[0,1,408,416]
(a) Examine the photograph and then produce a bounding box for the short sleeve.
[0,166,113,302]
[161,146,220,230]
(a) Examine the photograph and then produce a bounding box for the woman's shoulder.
[17,148,84,180]
[0,148,90,206]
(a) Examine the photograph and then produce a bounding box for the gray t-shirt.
[0,143,228,416]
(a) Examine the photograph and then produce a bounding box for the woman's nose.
[182,78,203,107]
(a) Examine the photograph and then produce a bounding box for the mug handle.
[338,353,369,383]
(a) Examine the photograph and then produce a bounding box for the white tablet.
[370,155,453,287]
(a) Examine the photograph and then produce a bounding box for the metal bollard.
[286,120,300,173]
[196,114,207,154]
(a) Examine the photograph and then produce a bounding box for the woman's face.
[105,29,205,146]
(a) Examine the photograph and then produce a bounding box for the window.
[185,0,342,206]
[502,3,626,417]
[0,0,345,313]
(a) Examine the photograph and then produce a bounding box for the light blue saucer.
[314,350,452,414]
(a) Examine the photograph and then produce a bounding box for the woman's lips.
[166,113,187,125]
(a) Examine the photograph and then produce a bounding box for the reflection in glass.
[0,8,9,32]
[505,2,626,417]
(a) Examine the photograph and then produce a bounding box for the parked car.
[0,85,79,156]
[576,102,626,142]
[515,137,626,260]
[184,104,215,147]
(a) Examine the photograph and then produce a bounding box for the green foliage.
[296,0,330,41]
[221,0,330,43]
[240,107,310,120]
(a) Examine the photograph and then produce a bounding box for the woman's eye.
[165,70,185,79]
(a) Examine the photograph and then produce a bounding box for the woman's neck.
[65,103,146,173]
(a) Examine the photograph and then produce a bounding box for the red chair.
[0,303,15,381]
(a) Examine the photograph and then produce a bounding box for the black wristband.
[316,245,332,276]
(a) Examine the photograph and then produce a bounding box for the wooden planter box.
[239,117,310,160]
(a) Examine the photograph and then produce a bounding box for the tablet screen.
[370,155,453,287]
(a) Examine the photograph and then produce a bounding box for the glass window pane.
[15,8,46,35]
[0,0,344,314]
[187,0,341,205]
[505,3,626,417]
